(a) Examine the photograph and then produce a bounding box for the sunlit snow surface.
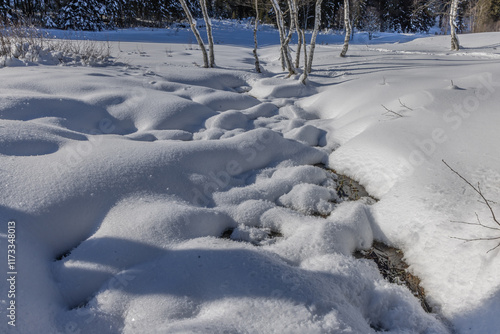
[1,22,499,333]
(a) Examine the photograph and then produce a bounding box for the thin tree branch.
[451,219,500,231]
[444,160,500,253]
[451,236,500,242]
[381,104,404,118]
[443,160,499,227]
[399,98,413,111]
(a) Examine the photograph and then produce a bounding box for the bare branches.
[381,99,413,118]
[443,160,499,227]
[398,98,413,111]
[452,213,500,231]
[270,0,295,75]
[443,160,500,253]
[381,104,404,118]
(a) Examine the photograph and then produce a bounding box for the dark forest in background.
[0,0,498,33]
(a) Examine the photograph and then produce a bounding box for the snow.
[1,21,500,333]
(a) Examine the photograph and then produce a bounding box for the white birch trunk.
[297,1,308,84]
[253,0,261,73]
[270,0,294,75]
[294,25,303,69]
[302,26,307,67]
[199,0,215,67]
[340,0,350,57]
[306,0,323,74]
[292,0,307,71]
[293,0,304,69]
[270,0,286,71]
[179,0,208,68]
[450,0,460,51]
[283,0,296,76]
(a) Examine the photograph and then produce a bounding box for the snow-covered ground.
[1,22,500,333]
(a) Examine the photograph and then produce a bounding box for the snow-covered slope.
[1,23,499,333]
[297,32,500,333]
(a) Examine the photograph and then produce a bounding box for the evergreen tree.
[3,0,495,33]
[321,0,342,30]
[0,0,12,22]
[102,0,121,28]
[411,3,435,32]
[375,0,434,32]
[57,0,107,30]
[362,6,380,38]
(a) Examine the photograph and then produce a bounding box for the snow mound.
[278,183,338,215]
[193,90,259,112]
[65,237,447,334]
[205,110,249,130]
[250,77,314,99]
[284,124,326,146]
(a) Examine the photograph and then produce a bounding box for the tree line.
[0,0,498,34]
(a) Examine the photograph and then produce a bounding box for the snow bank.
[307,37,500,333]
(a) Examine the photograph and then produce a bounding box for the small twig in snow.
[443,160,499,227]
[443,159,500,253]
[381,104,404,118]
[398,98,413,111]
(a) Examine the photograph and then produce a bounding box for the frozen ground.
[1,21,499,333]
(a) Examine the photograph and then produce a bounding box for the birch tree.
[293,0,307,70]
[305,0,323,75]
[340,0,351,57]
[199,0,215,67]
[270,0,295,75]
[253,0,262,73]
[270,0,286,71]
[179,0,209,68]
[450,0,460,50]
[283,0,298,75]
[293,0,308,85]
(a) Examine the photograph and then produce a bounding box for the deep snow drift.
[0,22,499,333]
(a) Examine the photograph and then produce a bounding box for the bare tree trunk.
[450,0,460,51]
[179,0,209,68]
[199,0,215,67]
[304,1,311,29]
[443,14,449,35]
[293,0,303,69]
[283,0,297,76]
[270,0,286,70]
[295,26,303,69]
[340,0,350,57]
[270,0,295,75]
[302,27,307,68]
[306,0,323,74]
[253,0,261,73]
[297,2,308,83]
